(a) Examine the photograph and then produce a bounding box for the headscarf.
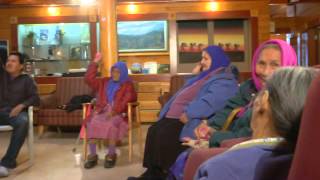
[105,61,130,103]
[252,39,297,91]
[237,39,298,117]
[186,45,230,86]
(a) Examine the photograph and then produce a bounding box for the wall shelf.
[119,52,170,56]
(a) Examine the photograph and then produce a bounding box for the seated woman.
[195,67,318,180]
[129,45,239,180]
[84,53,137,169]
[169,39,298,180]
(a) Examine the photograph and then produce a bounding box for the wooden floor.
[0,125,150,180]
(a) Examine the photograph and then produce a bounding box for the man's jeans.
[0,111,28,169]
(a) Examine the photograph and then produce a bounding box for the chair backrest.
[288,74,320,180]
[55,77,93,105]
[169,74,194,95]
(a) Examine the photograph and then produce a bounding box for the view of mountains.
[117,21,167,51]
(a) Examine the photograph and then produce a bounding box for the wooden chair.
[0,106,35,165]
[221,107,242,131]
[81,102,143,162]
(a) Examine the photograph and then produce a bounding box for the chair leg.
[37,125,47,138]
[136,105,143,159]
[57,127,62,136]
[128,127,133,162]
[27,134,34,165]
[83,133,88,161]
[28,108,35,165]
[137,124,143,159]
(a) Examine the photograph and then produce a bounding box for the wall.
[117,0,270,72]
[0,0,270,73]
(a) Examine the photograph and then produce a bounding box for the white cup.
[74,153,81,166]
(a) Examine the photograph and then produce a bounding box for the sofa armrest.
[220,137,251,148]
[40,93,58,109]
[184,148,228,180]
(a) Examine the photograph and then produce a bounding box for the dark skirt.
[143,117,188,171]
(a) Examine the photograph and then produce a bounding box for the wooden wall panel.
[0,1,271,76]
[117,1,270,45]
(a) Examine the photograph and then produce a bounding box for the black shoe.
[84,154,98,169]
[104,154,117,168]
[127,176,165,180]
[127,168,166,180]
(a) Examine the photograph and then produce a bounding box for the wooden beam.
[117,13,168,21]
[99,0,118,77]
[176,11,251,20]
[269,0,288,4]
[289,0,320,3]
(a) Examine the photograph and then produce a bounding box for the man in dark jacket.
[0,52,40,177]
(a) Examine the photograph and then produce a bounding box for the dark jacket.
[208,79,257,147]
[0,72,40,111]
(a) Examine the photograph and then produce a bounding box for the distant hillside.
[118,30,166,50]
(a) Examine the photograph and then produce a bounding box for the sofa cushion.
[56,77,93,105]
[37,109,83,126]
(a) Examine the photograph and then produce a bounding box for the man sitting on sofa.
[0,52,40,177]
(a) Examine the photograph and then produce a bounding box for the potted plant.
[55,29,65,45]
[25,31,36,46]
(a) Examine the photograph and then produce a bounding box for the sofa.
[36,77,94,136]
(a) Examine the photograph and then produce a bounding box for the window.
[18,23,91,75]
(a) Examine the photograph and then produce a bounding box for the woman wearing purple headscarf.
[128,45,239,180]
[84,53,137,169]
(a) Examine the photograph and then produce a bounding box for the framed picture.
[177,19,247,64]
[117,20,168,52]
[0,40,9,65]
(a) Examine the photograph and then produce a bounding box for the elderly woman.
[129,45,239,180]
[84,53,137,169]
[195,67,318,180]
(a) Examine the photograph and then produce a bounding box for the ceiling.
[0,0,320,18]
[270,2,320,18]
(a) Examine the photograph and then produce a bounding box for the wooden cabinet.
[37,84,56,95]
[137,82,170,123]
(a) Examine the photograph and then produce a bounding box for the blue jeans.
[0,111,29,169]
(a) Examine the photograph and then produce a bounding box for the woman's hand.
[192,62,202,74]
[181,138,209,149]
[179,113,189,124]
[93,52,102,64]
[107,111,117,119]
[194,121,215,140]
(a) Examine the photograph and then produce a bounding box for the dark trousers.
[143,117,188,172]
[0,111,29,169]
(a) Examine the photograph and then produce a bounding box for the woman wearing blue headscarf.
[128,46,239,180]
[84,53,137,169]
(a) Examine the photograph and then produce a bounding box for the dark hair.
[266,67,318,152]
[8,52,26,64]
